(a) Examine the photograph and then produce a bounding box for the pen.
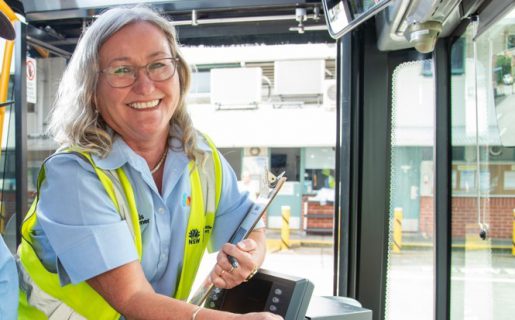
[228,255,239,269]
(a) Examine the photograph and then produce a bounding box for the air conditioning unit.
[244,147,268,157]
[274,59,325,95]
[322,79,337,109]
[210,67,262,109]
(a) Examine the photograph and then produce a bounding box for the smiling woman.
[94,21,180,166]
[16,5,281,320]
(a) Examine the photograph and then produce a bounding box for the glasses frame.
[99,57,180,88]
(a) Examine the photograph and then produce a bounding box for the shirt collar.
[91,135,191,175]
[91,133,195,197]
[92,136,137,171]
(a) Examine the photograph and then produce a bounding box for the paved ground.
[194,230,515,320]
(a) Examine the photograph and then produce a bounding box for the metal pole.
[433,38,452,320]
[14,20,27,247]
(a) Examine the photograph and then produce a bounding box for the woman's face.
[96,21,180,146]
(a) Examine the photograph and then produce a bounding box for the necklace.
[150,149,167,174]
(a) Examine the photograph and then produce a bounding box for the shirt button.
[158,207,165,214]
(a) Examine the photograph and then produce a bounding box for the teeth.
[129,99,160,109]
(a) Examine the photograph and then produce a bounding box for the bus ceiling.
[10,0,511,56]
[19,0,332,55]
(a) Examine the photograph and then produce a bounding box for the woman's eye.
[112,66,132,75]
[148,62,165,70]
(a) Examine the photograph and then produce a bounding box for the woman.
[0,237,17,319]
[0,8,19,320]
[18,6,281,320]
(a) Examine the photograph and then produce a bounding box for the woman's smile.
[128,99,161,110]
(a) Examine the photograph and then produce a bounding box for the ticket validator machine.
[204,269,372,320]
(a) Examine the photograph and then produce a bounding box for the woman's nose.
[131,69,155,94]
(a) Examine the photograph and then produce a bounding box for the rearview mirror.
[322,0,393,39]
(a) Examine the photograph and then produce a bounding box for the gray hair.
[48,5,201,160]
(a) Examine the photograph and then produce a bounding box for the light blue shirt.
[33,135,257,297]
[0,236,18,320]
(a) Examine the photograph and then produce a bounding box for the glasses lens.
[104,65,135,88]
[147,58,177,82]
[102,58,177,88]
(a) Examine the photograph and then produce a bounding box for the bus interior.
[1,0,515,319]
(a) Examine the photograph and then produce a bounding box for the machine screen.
[220,278,273,313]
[204,269,314,320]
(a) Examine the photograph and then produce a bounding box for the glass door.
[385,59,436,320]
[450,7,515,320]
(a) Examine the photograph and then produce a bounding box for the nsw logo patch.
[188,228,201,245]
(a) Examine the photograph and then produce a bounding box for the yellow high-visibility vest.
[18,136,222,320]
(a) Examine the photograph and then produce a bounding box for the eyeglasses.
[100,57,180,88]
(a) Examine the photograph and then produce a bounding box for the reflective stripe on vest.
[175,134,222,300]
[18,136,222,319]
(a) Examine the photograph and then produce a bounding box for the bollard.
[513,209,515,256]
[392,208,403,253]
[281,206,291,250]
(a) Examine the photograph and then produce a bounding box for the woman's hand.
[195,309,283,320]
[210,229,266,289]
[235,312,284,320]
[211,238,258,288]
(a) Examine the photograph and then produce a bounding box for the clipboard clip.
[266,170,286,188]
[259,168,286,197]
[265,167,286,189]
